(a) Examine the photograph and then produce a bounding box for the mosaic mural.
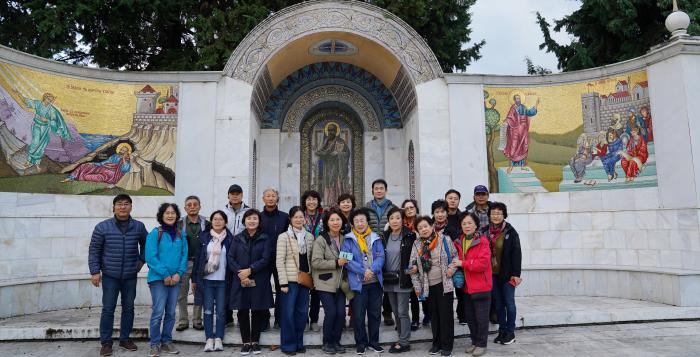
[0,61,177,195]
[484,70,655,193]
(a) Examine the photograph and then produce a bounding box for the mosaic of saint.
[311,119,352,205]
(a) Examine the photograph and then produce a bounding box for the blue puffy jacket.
[341,231,385,293]
[88,216,148,279]
[145,227,188,283]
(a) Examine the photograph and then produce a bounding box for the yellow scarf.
[352,227,372,254]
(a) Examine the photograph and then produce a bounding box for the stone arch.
[224,0,443,86]
[281,85,382,132]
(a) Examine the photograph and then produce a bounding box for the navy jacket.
[260,207,289,260]
[227,230,273,310]
[88,216,148,279]
[192,229,234,306]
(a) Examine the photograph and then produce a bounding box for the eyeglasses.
[490,212,504,217]
[115,203,131,207]
[404,206,416,210]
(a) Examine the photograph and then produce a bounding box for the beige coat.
[311,232,345,293]
[276,230,315,286]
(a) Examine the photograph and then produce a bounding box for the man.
[223,184,250,235]
[259,188,289,330]
[89,194,148,356]
[364,179,397,326]
[465,185,492,230]
[444,189,466,325]
[175,195,210,331]
[503,94,539,173]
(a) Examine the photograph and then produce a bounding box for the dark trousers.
[410,293,430,323]
[309,290,321,323]
[492,276,517,333]
[455,288,466,322]
[272,267,281,323]
[318,290,346,345]
[350,282,382,348]
[463,293,491,347]
[428,283,454,352]
[238,309,266,343]
[382,293,393,319]
[279,283,309,352]
[100,275,137,345]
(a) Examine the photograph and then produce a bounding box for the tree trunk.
[487,131,499,192]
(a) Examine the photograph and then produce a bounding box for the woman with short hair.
[401,199,426,330]
[337,193,356,235]
[301,190,323,331]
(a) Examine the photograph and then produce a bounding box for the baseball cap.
[228,184,243,194]
[474,185,489,194]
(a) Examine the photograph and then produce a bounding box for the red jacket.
[454,232,493,294]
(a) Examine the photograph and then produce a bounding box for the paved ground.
[2,320,700,357]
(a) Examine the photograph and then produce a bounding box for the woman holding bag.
[276,206,315,356]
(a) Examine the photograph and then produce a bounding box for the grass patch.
[0,174,171,196]
[491,135,575,165]
[494,160,564,193]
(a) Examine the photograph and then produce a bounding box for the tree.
[0,0,484,72]
[536,0,700,72]
[524,56,552,75]
[483,90,500,192]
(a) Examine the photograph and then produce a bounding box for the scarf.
[352,227,372,254]
[287,225,307,254]
[161,224,178,242]
[304,211,322,236]
[489,223,504,240]
[460,233,474,259]
[404,218,415,232]
[419,232,439,271]
[434,220,447,234]
[205,229,226,273]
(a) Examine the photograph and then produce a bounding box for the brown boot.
[100,344,113,356]
[119,339,138,351]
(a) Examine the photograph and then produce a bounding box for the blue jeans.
[100,275,137,345]
[149,281,180,347]
[279,283,310,352]
[203,279,227,340]
[492,276,516,333]
[318,290,346,345]
[350,282,382,348]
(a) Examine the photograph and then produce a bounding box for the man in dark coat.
[259,188,289,330]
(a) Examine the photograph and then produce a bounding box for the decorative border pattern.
[408,140,416,200]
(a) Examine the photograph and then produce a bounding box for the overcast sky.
[465,0,582,75]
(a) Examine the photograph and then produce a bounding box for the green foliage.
[536,0,700,72]
[483,91,500,135]
[0,0,483,72]
[524,56,552,75]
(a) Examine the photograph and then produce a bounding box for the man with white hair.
[259,187,289,330]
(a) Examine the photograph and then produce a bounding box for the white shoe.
[311,322,320,332]
[204,339,214,352]
[214,338,224,351]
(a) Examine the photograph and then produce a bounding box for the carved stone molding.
[282,85,381,132]
[224,0,443,85]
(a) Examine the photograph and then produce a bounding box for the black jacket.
[482,222,521,283]
[381,226,416,289]
[192,229,234,306]
[260,207,290,258]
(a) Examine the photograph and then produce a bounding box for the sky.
[465,0,582,75]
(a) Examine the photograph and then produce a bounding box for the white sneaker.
[310,322,320,332]
[214,338,224,351]
[204,339,214,352]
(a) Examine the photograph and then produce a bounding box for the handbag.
[287,233,314,289]
[443,236,464,289]
[383,271,400,285]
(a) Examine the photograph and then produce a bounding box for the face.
[118,146,128,155]
[474,192,489,205]
[433,208,447,223]
[244,214,259,230]
[416,220,433,238]
[305,196,319,212]
[291,210,305,229]
[631,128,640,138]
[211,213,226,231]
[388,211,402,231]
[352,214,368,233]
[228,192,242,205]
[163,206,177,225]
[263,190,278,208]
[402,202,417,218]
[113,199,132,219]
[514,95,521,105]
[461,216,477,235]
[184,199,200,216]
[339,199,353,214]
[372,183,387,200]
[445,193,460,210]
[490,208,505,226]
[328,213,343,233]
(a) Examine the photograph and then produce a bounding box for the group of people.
[89,181,522,357]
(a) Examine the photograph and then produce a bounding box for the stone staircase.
[497,166,548,193]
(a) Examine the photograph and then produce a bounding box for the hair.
[288,205,304,219]
[445,189,461,199]
[458,211,480,228]
[262,187,279,197]
[210,210,228,224]
[386,206,403,222]
[349,208,370,225]
[431,199,448,214]
[184,195,200,204]
[113,194,132,205]
[401,199,419,215]
[414,215,434,228]
[371,179,388,190]
[242,208,261,223]
[336,193,357,208]
[301,190,322,211]
[488,201,508,220]
[322,207,347,233]
[156,203,181,226]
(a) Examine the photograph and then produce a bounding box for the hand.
[281,287,289,294]
[446,267,455,278]
[414,289,421,297]
[171,273,180,284]
[408,266,418,275]
[164,276,173,286]
[238,268,251,280]
[363,269,373,282]
[511,276,522,286]
[452,259,462,267]
[337,258,348,266]
[191,283,197,294]
[91,273,101,287]
[241,278,251,287]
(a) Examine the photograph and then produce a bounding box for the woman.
[454,213,492,356]
[337,193,356,235]
[484,202,521,346]
[431,200,451,238]
[382,207,416,353]
[276,206,315,356]
[227,209,272,355]
[341,208,385,354]
[192,210,233,352]
[401,199,425,330]
[301,190,323,331]
[409,216,458,357]
[312,208,350,354]
[145,203,188,357]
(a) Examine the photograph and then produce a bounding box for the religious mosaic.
[0,60,177,195]
[483,70,655,193]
